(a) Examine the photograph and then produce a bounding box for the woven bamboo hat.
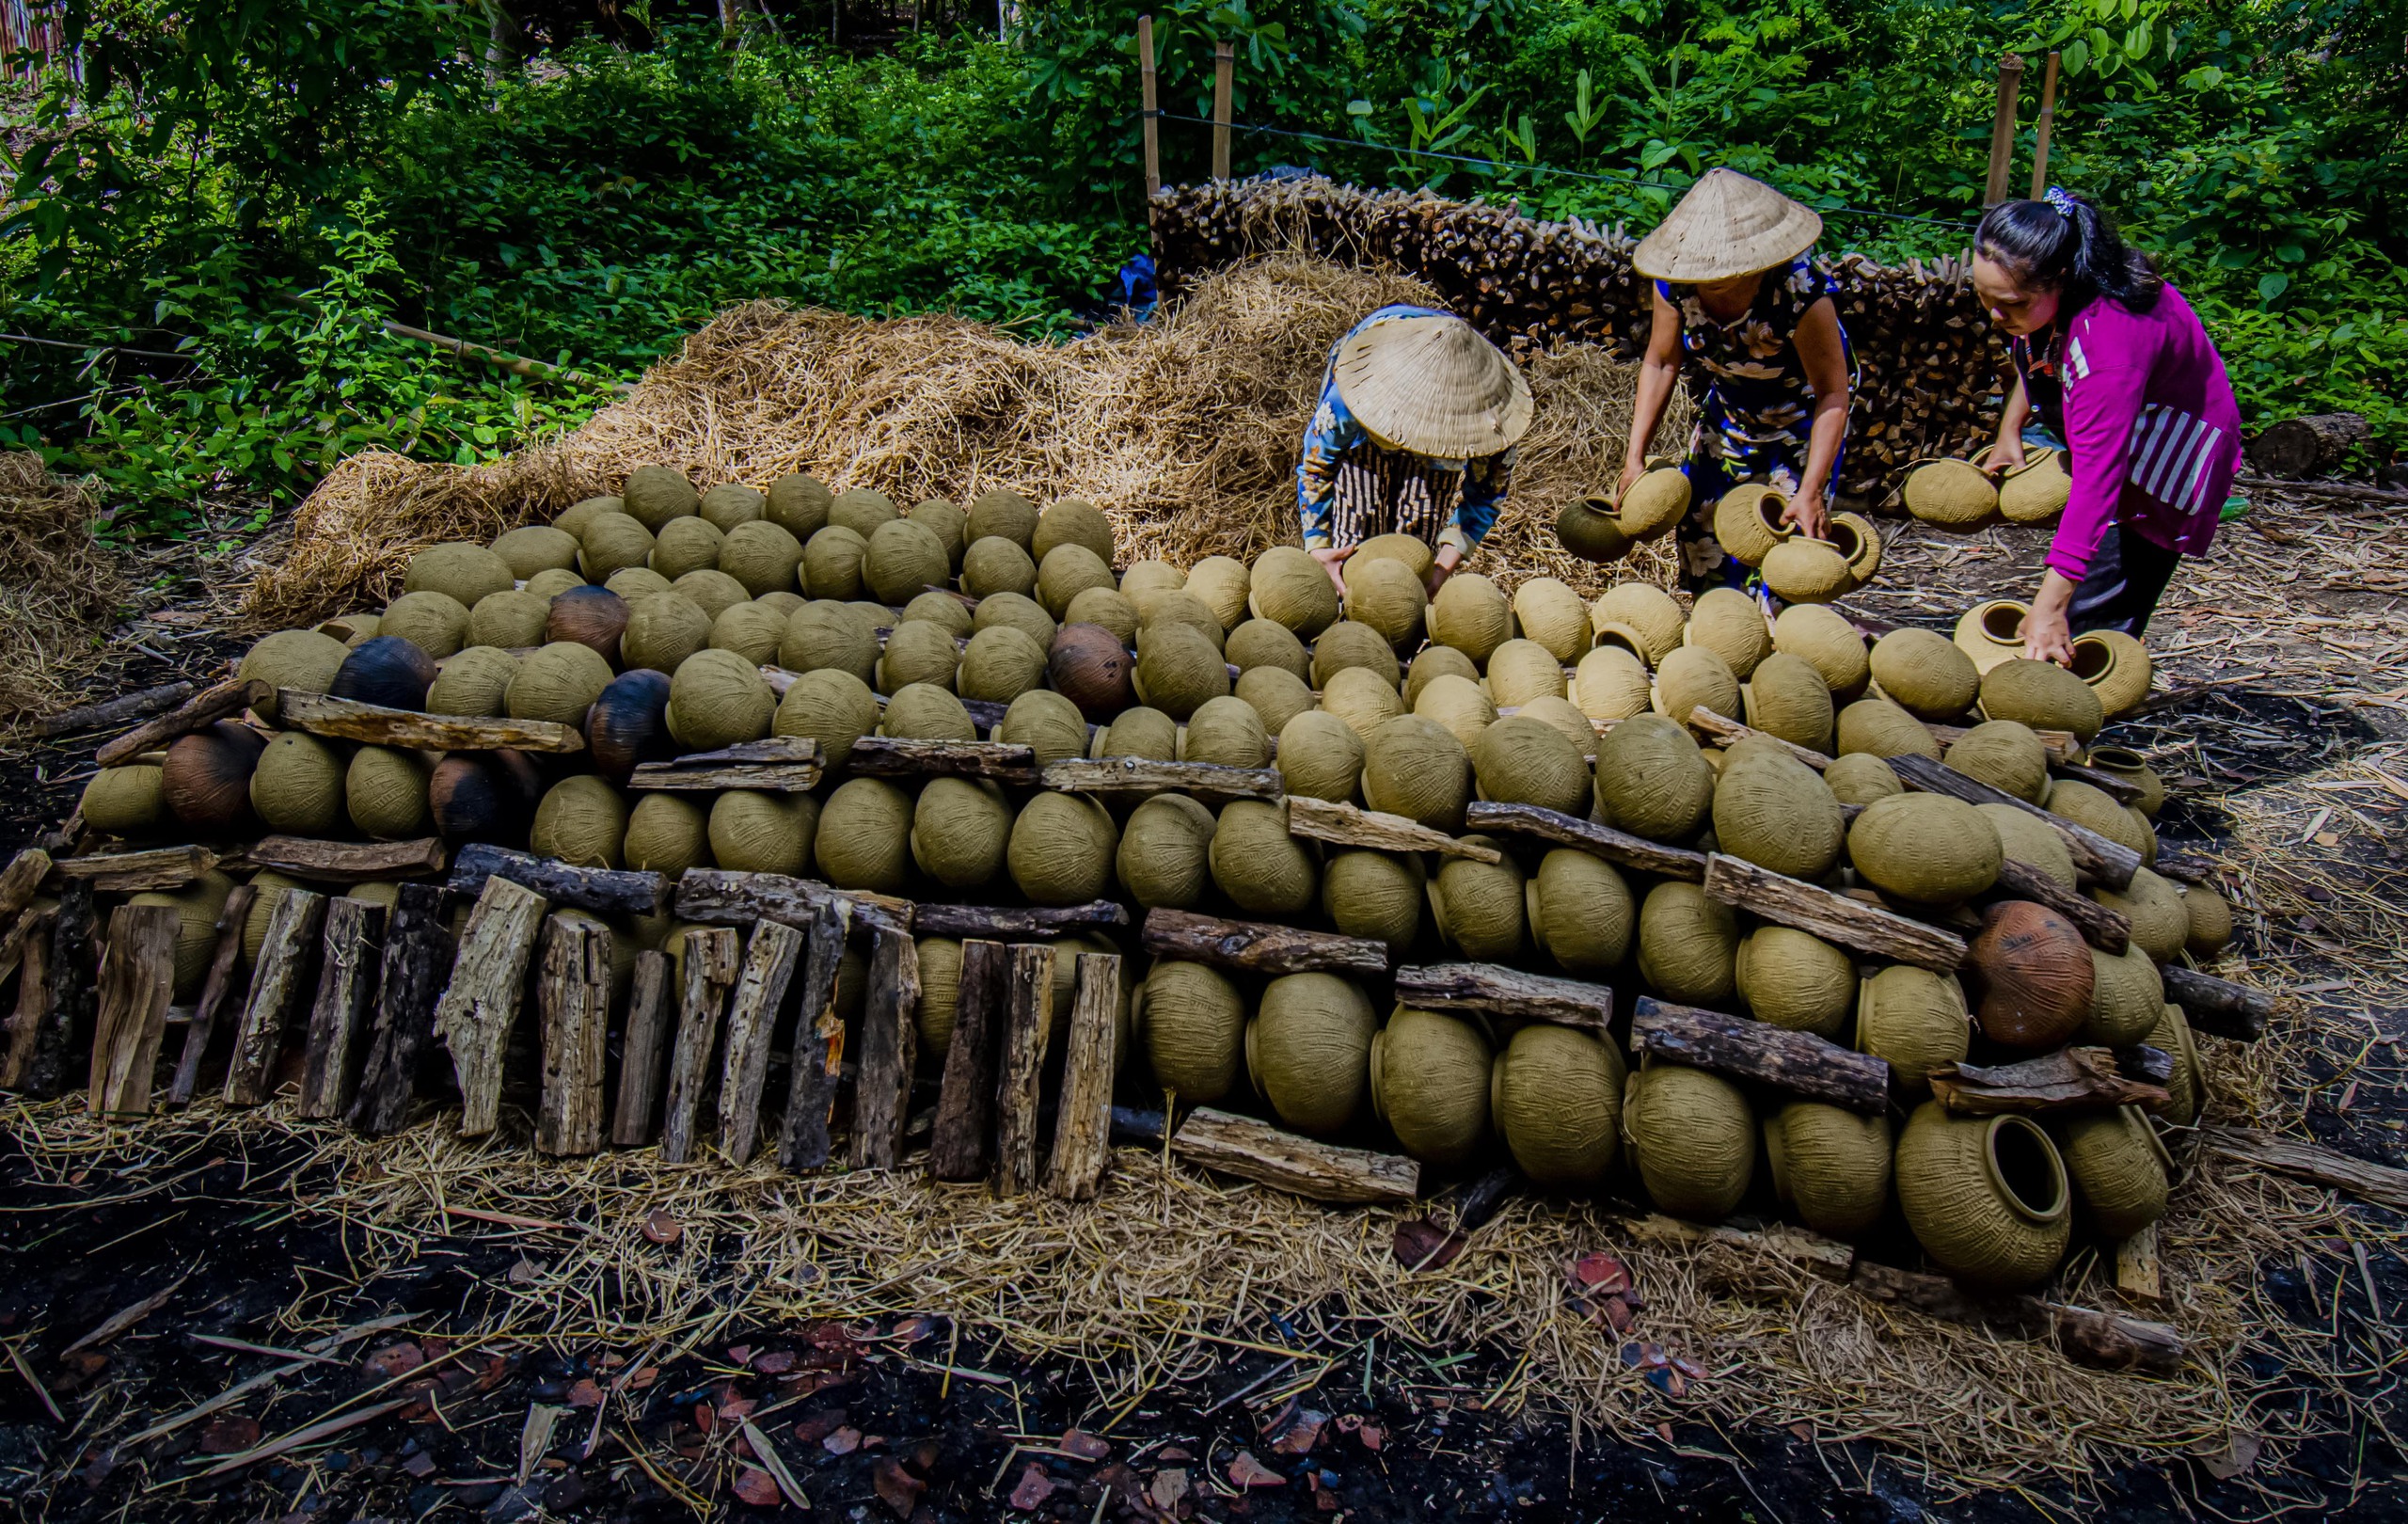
[1634,168,1824,283]
[1333,313,1532,459]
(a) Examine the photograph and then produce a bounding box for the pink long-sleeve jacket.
[2024,282,2242,581]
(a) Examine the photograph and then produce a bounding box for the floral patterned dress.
[1658,259,1856,593]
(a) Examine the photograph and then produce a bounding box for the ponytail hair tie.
[2044,185,2079,219]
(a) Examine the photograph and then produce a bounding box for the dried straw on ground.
[244,256,1687,629]
[0,451,126,722]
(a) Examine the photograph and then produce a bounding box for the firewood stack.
[1150,177,2010,504]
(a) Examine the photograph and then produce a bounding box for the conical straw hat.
[1633,167,1824,283]
[1333,313,1532,459]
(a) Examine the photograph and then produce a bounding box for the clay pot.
[546,585,632,666]
[1856,964,1969,1093]
[1685,586,1770,678]
[2085,746,2164,818]
[1555,497,1636,564]
[2183,882,2234,959]
[1636,881,1737,1005]
[1623,1063,1753,1221]
[2055,1106,2170,1239]
[428,751,541,845]
[1830,511,1883,589]
[1735,926,1854,1039]
[1980,658,2104,745]
[1491,1024,1624,1188]
[1902,458,1999,532]
[330,636,438,712]
[1426,839,1526,961]
[2069,629,2152,719]
[1772,603,1869,701]
[2080,945,2165,1047]
[1614,466,1692,541]
[1712,483,1792,567]
[2147,1004,2203,1126]
[1765,1103,1892,1238]
[1997,448,2070,525]
[1370,1008,1493,1168]
[1246,973,1377,1136]
[1048,623,1136,722]
[1951,599,2031,675]
[162,722,266,834]
[1965,901,2094,1052]
[1868,628,1977,721]
[1847,792,2002,905]
[1893,1105,2071,1291]
[1943,720,2050,803]
[1760,535,1852,604]
[1590,582,1686,665]
[1739,651,1835,753]
[1713,748,1844,881]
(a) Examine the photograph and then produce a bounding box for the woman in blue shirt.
[1296,305,1532,594]
[1619,169,1856,597]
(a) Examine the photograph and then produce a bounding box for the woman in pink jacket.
[1972,188,2242,665]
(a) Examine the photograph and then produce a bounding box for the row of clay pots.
[1953,599,2154,719]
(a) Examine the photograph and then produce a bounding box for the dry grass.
[0,451,127,723]
[242,256,1686,629]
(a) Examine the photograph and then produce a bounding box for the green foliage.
[3,0,2403,533]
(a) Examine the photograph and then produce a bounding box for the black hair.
[1975,191,2162,313]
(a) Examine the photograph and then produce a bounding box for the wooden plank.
[1889,754,2140,890]
[277,690,584,754]
[0,901,50,1010]
[1392,963,1612,1033]
[1993,858,2129,955]
[776,902,852,1172]
[448,844,666,919]
[846,736,1040,785]
[166,885,256,1107]
[2162,965,2272,1042]
[2150,850,2213,887]
[0,848,54,927]
[345,884,454,1136]
[992,943,1055,1197]
[1464,801,1707,881]
[1287,795,1500,864]
[1926,1045,2172,1116]
[1045,952,1122,1201]
[1703,853,1968,973]
[40,679,195,738]
[913,901,1128,939]
[626,760,823,794]
[610,951,673,1147]
[676,867,912,936]
[1630,996,1893,1114]
[1142,907,1390,977]
[2115,1224,2162,1305]
[1847,1260,2182,1374]
[1685,706,1829,770]
[1926,719,2075,764]
[848,928,921,1171]
[1041,757,1284,803]
[716,919,805,1167]
[221,888,327,1106]
[1172,1107,1420,1205]
[928,939,1008,1183]
[29,881,99,1100]
[533,914,612,1157]
[643,737,819,768]
[2051,760,2144,806]
[432,877,548,1137]
[55,845,217,893]
[88,903,180,1116]
[2202,1127,2408,1212]
[94,678,273,769]
[658,927,740,1165]
[295,897,385,1119]
[0,911,54,1091]
[248,836,445,885]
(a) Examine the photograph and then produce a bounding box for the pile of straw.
[244,256,1687,630]
[0,451,125,723]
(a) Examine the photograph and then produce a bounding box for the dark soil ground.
[4,500,2405,1522]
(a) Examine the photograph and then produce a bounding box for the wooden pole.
[1045,952,1122,1201]
[346,884,454,1137]
[1137,16,1162,210]
[534,913,613,1157]
[611,952,673,1147]
[1983,54,2026,208]
[776,900,853,1172]
[1211,39,1235,182]
[993,943,1055,1196]
[223,888,328,1106]
[2027,51,2061,202]
[296,897,386,1120]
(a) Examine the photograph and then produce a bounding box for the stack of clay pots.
[1901,448,2070,532]
[73,464,2230,1297]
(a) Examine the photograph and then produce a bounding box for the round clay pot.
[1856,964,1969,1094]
[1370,1008,1493,1169]
[1554,497,1634,564]
[1491,1024,1624,1188]
[1830,511,1884,589]
[1902,458,1999,532]
[2085,746,2165,818]
[2055,1105,2170,1239]
[2069,629,2152,719]
[1894,1105,2071,1291]
[1965,901,2094,1052]
[1614,466,1692,541]
[1951,599,2030,676]
[1765,1102,1892,1238]
[1997,448,2070,525]
[1712,483,1792,567]
[1760,535,1852,604]
[1623,1063,1753,1221]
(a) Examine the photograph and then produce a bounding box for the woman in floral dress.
[1617,168,1857,598]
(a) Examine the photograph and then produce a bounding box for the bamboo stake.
[1212,40,1235,182]
[1983,54,2026,208]
[2028,51,2061,201]
[1138,16,1162,208]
